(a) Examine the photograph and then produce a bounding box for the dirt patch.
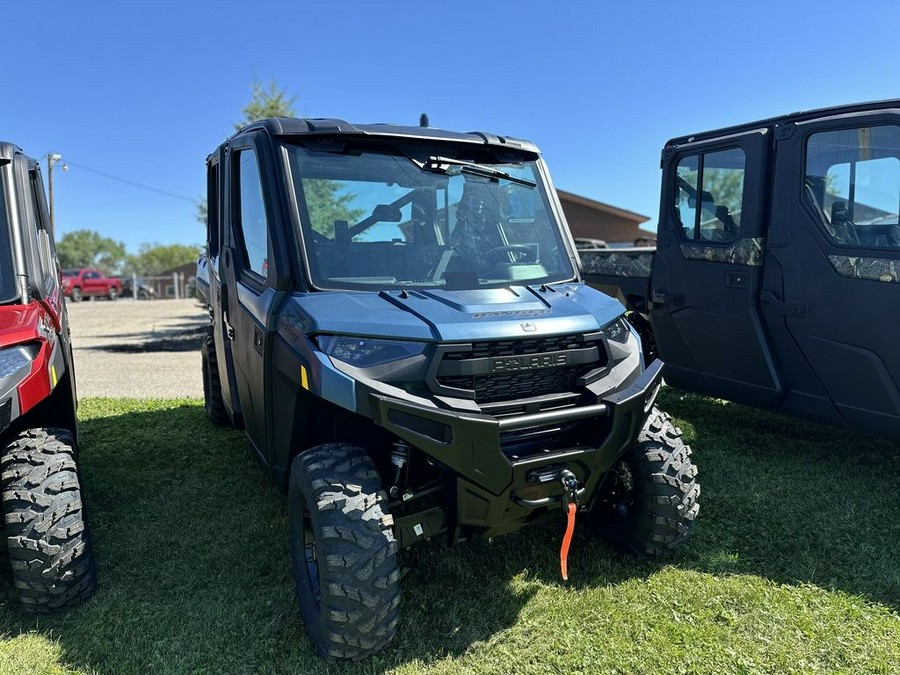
[66,299,207,398]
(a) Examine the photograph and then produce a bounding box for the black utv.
[197,119,699,660]
[0,142,97,612]
[583,99,900,441]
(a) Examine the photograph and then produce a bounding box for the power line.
[61,159,200,204]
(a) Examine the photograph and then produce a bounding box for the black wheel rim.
[302,504,321,605]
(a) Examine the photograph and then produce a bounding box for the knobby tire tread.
[1,428,97,613]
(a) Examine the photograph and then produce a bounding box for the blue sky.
[3,0,898,252]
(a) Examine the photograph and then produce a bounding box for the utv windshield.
[0,184,17,303]
[285,143,575,291]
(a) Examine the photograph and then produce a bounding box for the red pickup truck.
[61,268,123,302]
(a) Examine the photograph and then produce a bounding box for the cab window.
[0,183,16,303]
[234,149,270,279]
[675,148,746,243]
[805,125,900,248]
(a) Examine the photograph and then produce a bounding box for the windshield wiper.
[412,156,537,188]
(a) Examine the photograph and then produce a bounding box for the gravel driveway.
[66,298,206,398]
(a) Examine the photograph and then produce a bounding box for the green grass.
[0,391,898,674]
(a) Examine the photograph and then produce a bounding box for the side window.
[235,149,270,278]
[675,148,746,242]
[207,161,219,258]
[805,125,900,248]
[29,170,56,281]
[20,169,51,288]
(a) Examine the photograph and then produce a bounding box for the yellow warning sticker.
[300,365,309,390]
[50,364,58,387]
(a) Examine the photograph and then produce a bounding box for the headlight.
[316,335,426,367]
[599,317,630,344]
[0,345,36,379]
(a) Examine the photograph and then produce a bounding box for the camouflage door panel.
[828,255,900,283]
[679,237,766,266]
[579,251,654,278]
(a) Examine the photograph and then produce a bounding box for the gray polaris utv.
[196,119,699,660]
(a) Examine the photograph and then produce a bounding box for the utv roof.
[665,98,900,148]
[0,142,23,162]
[229,118,541,154]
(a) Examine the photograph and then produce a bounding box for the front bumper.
[370,359,664,540]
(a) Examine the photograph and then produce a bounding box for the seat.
[890,225,900,247]
[830,202,860,245]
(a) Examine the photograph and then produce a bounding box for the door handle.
[253,327,264,355]
[224,311,235,340]
[651,290,683,308]
[760,290,807,317]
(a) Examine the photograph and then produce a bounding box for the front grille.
[436,334,606,404]
[443,335,583,361]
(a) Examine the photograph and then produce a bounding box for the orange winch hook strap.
[560,501,577,581]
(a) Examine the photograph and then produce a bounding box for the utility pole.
[46,153,67,234]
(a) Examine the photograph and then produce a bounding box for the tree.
[57,229,127,274]
[235,78,297,131]
[196,78,299,225]
[127,243,201,276]
[195,199,208,227]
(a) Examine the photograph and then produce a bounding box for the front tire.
[201,328,229,426]
[589,407,699,557]
[70,287,83,303]
[108,287,118,301]
[0,428,97,612]
[288,443,400,661]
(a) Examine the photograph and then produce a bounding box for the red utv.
[0,142,97,611]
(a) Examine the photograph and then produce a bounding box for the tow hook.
[559,469,578,581]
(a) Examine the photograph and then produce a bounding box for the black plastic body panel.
[369,360,663,541]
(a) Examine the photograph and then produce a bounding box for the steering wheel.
[493,245,537,263]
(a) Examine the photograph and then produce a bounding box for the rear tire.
[0,428,97,612]
[201,327,229,426]
[70,287,83,303]
[288,443,400,661]
[589,406,699,557]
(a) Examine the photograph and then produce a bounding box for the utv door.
[763,113,900,439]
[651,130,782,408]
[220,139,286,461]
[205,154,241,424]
